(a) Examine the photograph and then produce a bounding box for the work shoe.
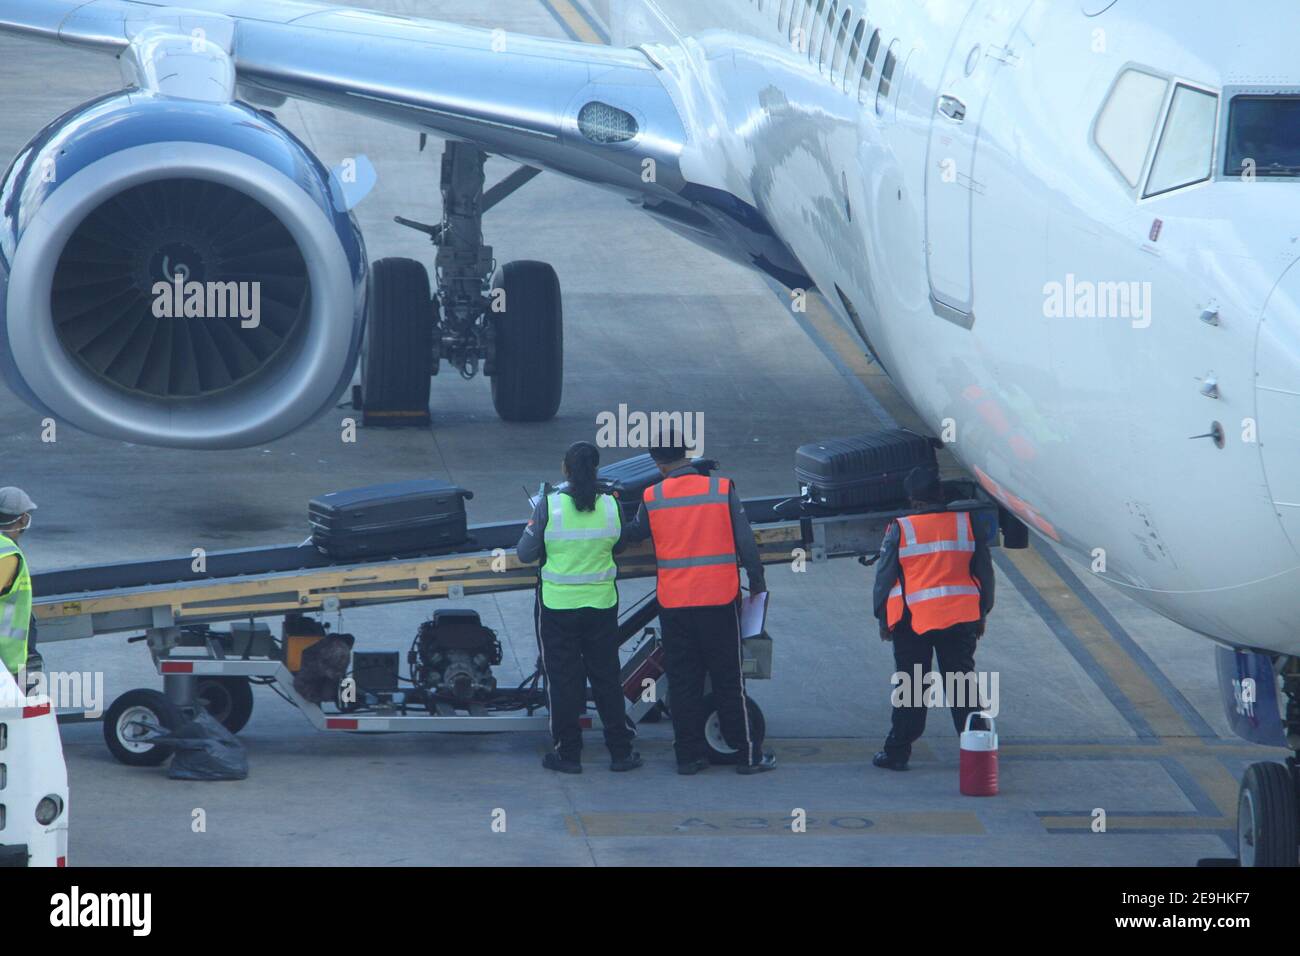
[542,752,582,774]
[676,758,709,776]
[872,750,909,771]
[736,753,777,775]
[610,752,644,772]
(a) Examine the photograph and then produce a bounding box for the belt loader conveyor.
[28,489,999,765]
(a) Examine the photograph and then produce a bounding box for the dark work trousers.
[883,621,983,761]
[536,600,635,760]
[658,600,762,767]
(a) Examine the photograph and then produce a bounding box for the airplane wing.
[0,0,692,199]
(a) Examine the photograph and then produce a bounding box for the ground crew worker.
[0,487,37,683]
[517,442,642,774]
[623,431,776,775]
[872,467,994,771]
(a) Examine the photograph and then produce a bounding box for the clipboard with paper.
[739,591,769,639]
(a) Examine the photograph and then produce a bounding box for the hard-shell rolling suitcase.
[597,453,717,515]
[795,430,937,509]
[309,480,472,560]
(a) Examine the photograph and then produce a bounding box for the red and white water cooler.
[959,712,998,796]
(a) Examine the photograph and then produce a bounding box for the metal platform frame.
[31,492,997,745]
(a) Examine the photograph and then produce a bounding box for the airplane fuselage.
[3,0,1298,655]
[608,0,1300,655]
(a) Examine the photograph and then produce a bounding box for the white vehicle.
[2,0,1300,862]
[0,668,70,867]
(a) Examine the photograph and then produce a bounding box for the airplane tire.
[490,260,563,422]
[1237,761,1298,866]
[104,689,182,767]
[362,258,434,419]
[699,693,766,765]
[196,677,255,734]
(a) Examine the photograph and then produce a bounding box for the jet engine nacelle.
[0,92,367,449]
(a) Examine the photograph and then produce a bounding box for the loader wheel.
[361,257,434,423]
[104,689,182,767]
[197,677,255,734]
[699,693,766,765]
[490,260,562,421]
[1237,761,1299,866]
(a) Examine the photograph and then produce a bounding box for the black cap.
[649,423,688,464]
[904,466,943,505]
[565,440,600,465]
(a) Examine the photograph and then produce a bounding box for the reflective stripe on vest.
[885,512,981,635]
[0,534,31,674]
[644,475,739,609]
[540,493,620,609]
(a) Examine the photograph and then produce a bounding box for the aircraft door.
[924,0,1033,327]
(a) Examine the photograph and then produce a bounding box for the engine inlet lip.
[6,142,358,448]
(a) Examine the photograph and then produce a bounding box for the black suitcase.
[597,453,716,515]
[795,430,937,509]
[308,480,472,560]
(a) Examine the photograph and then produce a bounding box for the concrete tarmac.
[0,0,1275,866]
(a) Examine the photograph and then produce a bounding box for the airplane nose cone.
[1256,259,1300,551]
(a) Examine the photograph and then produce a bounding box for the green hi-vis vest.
[0,534,31,674]
[541,492,620,610]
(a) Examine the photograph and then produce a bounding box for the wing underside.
[0,0,691,199]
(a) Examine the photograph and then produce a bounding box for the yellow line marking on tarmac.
[801,299,932,435]
[575,738,1273,763]
[1002,547,1195,740]
[1039,815,1233,832]
[1175,754,1244,818]
[608,738,936,763]
[995,549,1247,830]
[568,810,985,837]
[548,0,605,45]
[1002,740,1273,757]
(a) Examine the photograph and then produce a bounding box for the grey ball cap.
[0,487,37,520]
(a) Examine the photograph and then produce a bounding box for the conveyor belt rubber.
[33,497,797,599]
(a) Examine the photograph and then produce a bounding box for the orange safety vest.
[885,511,982,635]
[644,475,740,609]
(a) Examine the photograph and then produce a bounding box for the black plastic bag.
[166,709,249,781]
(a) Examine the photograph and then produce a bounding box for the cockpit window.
[1225,95,1300,178]
[1144,84,1218,197]
[1094,68,1168,187]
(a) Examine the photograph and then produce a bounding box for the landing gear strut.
[358,140,562,425]
[1235,657,1300,866]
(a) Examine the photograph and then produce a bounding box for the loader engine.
[0,92,368,448]
[409,610,503,702]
